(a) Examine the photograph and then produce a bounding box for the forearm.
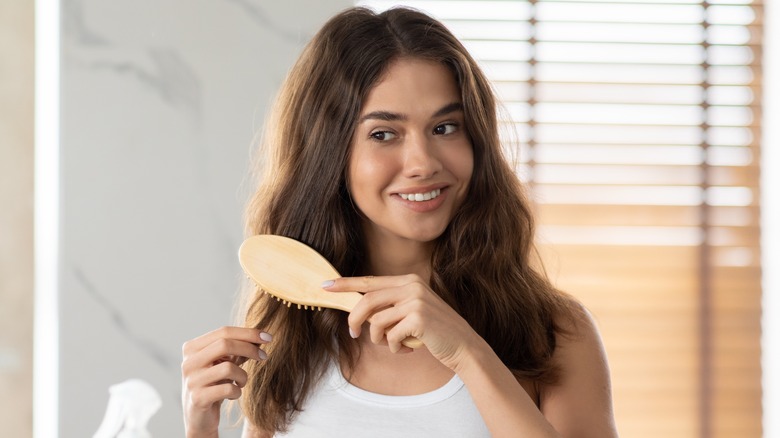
[454,337,561,438]
[186,430,219,438]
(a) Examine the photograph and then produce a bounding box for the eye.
[433,123,458,135]
[369,130,397,142]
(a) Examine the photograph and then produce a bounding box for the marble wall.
[0,1,34,437]
[53,0,351,436]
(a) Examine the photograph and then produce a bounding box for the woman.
[181,6,618,438]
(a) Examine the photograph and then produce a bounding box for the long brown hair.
[240,6,578,433]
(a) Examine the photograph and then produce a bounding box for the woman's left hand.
[322,274,481,370]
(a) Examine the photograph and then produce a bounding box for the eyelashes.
[433,122,458,135]
[368,122,460,142]
[369,130,397,141]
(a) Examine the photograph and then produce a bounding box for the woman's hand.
[181,326,272,438]
[323,274,481,370]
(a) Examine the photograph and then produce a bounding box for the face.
[348,58,474,246]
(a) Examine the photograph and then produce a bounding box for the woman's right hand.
[181,326,272,438]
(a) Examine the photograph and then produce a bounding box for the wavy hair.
[240,6,579,433]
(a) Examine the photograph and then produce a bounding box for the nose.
[402,133,442,179]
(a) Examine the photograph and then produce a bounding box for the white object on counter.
[93,378,162,438]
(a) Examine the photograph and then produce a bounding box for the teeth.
[399,189,441,202]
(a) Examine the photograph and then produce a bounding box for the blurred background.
[0,0,776,437]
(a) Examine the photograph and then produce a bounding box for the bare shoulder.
[539,300,620,438]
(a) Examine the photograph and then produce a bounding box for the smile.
[398,189,442,202]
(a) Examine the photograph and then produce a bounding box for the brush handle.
[399,337,423,349]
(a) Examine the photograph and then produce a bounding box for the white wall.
[37,1,352,436]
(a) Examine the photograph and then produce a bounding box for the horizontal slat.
[708,225,761,245]
[557,275,700,292]
[535,124,705,144]
[537,244,701,266]
[536,3,706,24]
[712,352,762,372]
[481,61,762,85]
[536,204,760,226]
[535,82,707,104]
[533,102,704,125]
[534,41,706,64]
[530,163,760,186]
[612,394,698,414]
[540,224,707,244]
[711,246,761,267]
[534,185,712,206]
[616,424,697,438]
[538,23,704,45]
[713,426,762,438]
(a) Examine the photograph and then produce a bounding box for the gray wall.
[55,0,352,436]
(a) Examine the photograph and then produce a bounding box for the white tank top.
[275,361,492,437]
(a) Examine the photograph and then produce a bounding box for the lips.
[392,185,449,213]
[398,188,442,202]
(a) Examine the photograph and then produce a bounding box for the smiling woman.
[180,6,618,438]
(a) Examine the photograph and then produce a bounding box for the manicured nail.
[321,280,335,288]
[259,332,273,342]
[258,348,268,360]
[349,327,358,339]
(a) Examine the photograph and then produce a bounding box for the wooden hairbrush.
[238,234,423,349]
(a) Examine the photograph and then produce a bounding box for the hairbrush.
[238,234,423,348]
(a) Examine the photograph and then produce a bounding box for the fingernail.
[321,280,335,288]
[259,332,273,342]
[258,348,268,360]
[349,327,358,339]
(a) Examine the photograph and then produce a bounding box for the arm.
[538,308,619,437]
[454,306,618,438]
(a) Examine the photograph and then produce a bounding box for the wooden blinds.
[359,1,764,437]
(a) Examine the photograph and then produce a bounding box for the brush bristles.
[255,284,321,311]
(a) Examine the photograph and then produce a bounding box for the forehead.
[361,58,461,114]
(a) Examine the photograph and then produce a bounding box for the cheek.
[349,150,393,192]
[448,145,474,185]
[348,153,379,208]
[347,153,368,195]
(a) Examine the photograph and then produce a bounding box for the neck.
[362,229,434,279]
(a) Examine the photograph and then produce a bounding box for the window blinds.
[358,1,763,437]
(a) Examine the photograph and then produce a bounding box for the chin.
[400,227,448,243]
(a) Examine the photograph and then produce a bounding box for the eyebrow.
[358,102,463,124]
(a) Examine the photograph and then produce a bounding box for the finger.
[188,383,243,409]
[347,286,408,338]
[182,326,271,355]
[365,305,405,344]
[184,337,267,372]
[368,305,426,351]
[187,361,250,391]
[385,318,423,353]
[322,274,420,293]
